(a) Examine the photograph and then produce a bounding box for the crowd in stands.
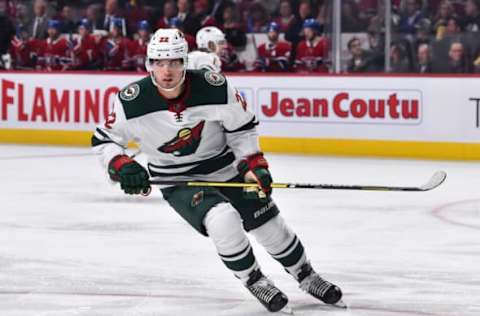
[0,0,479,73]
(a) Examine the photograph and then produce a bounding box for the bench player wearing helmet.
[187,26,225,72]
[92,28,343,313]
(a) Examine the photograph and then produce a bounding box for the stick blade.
[420,171,447,191]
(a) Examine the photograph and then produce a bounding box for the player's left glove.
[237,153,272,200]
[108,155,151,195]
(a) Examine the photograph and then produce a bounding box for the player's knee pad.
[203,203,249,255]
[250,215,294,255]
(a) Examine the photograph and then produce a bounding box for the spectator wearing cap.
[415,43,433,73]
[274,0,295,33]
[72,18,100,70]
[40,19,72,71]
[156,0,177,29]
[28,0,50,39]
[101,17,131,70]
[128,19,150,72]
[293,18,328,73]
[463,0,480,32]
[254,22,292,72]
[169,17,196,51]
[9,24,40,69]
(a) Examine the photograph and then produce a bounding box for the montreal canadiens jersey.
[92,69,259,182]
[187,51,222,73]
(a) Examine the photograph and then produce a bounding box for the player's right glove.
[237,152,273,200]
[108,155,151,195]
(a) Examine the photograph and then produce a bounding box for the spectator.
[221,4,246,48]
[176,0,200,35]
[432,0,454,35]
[341,0,366,32]
[103,0,123,31]
[463,0,480,32]
[124,0,150,36]
[128,19,150,72]
[285,0,314,46]
[447,41,471,73]
[413,18,432,52]
[85,4,104,32]
[294,18,328,73]
[399,0,425,34]
[72,18,100,70]
[58,5,77,34]
[169,17,196,51]
[274,0,295,33]
[254,22,291,72]
[192,0,217,29]
[390,42,412,72]
[28,0,50,39]
[156,0,177,29]
[0,6,14,69]
[101,17,131,70]
[41,19,72,71]
[246,2,269,33]
[415,43,433,73]
[346,36,382,72]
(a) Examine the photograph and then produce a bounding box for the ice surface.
[0,144,479,316]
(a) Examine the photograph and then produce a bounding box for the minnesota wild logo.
[158,121,205,156]
[119,84,140,101]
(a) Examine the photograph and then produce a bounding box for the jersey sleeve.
[91,94,133,169]
[217,83,261,161]
[190,52,222,73]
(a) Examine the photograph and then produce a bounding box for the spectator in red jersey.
[101,17,131,70]
[168,17,196,51]
[72,18,100,70]
[274,0,295,33]
[128,19,150,72]
[39,19,72,71]
[9,24,40,69]
[156,0,177,29]
[254,22,292,72]
[294,18,328,73]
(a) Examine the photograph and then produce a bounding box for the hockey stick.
[149,171,446,192]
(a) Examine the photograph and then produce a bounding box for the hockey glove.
[237,153,272,200]
[108,155,151,195]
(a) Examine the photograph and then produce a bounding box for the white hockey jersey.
[92,70,259,182]
[187,51,222,72]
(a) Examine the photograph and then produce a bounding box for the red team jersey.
[218,44,245,72]
[72,34,99,69]
[101,37,131,70]
[255,41,291,72]
[294,36,329,73]
[9,37,42,69]
[41,37,72,71]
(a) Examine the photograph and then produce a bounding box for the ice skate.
[246,269,290,313]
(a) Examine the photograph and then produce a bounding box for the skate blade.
[279,304,295,315]
[331,299,347,309]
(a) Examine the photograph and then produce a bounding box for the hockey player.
[128,20,151,72]
[187,26,225,72]
[91,28,343,313]
[294,18,329,73]
[254,22,292,72]
[101,17,131,71]
[72,18,100,70]
[41,19,72,71]
[9,24,41,70]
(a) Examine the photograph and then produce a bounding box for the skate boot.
[245,269,289,312]
[297,262,343,306]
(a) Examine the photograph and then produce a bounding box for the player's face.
[47,27,58,38]
[304,28,315,41]
[267,30,278,42]
[214,40,227,54]
[151,58,185,89]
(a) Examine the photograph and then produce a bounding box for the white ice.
[0,144,479,316]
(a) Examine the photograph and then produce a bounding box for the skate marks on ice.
[431,199,480,230]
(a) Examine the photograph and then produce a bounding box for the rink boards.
[1,72,479,160]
